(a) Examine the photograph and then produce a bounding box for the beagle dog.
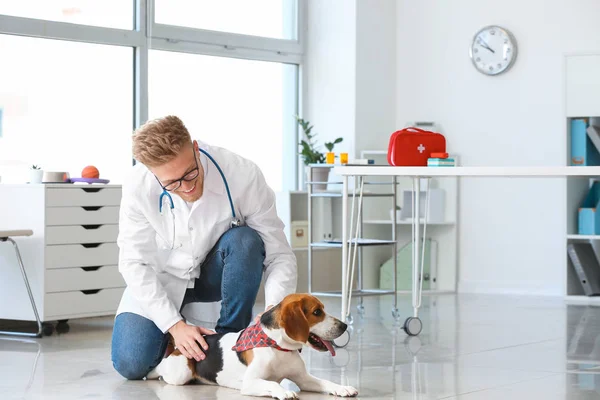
[147,293,358,399]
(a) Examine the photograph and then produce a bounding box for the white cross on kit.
[417,144,425,153]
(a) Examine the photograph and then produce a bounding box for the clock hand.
[478,38,496,54]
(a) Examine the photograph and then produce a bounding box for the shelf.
[310,239,397,248]
[312,289,455,297]
[333,165,600,177]
[565,295,600,305]
[292,247,338,251]
[567,234,600,240]
[310,192,395,198]
[307,181,400,185]
[364,219,455,225]
[311,289,396,298]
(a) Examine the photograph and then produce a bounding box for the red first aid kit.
[387,127,446,166]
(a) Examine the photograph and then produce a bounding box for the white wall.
[355,0,396,154]
[395,0,600,295]
[304,0,357,159]
[304,0,396,159]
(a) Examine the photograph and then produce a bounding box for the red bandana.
[232,324,294,353]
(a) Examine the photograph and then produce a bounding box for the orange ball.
[82,165,100,179]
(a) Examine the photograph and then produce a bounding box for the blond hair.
[132,115,192,167]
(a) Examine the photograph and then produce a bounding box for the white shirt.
[115,140,297,333]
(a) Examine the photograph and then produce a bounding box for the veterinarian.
[111,115,297,380]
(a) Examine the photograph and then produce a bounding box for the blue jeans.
[111,226,265,380]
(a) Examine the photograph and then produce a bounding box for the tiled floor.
[1,293,600,399]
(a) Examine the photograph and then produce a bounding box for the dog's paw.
[272,390,299,400]
[330,385,358,397]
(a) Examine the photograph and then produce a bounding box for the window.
[0,0,134,29]
[154,0,298,40]
[0,1,302,189]
[0,35,133,183]
[148,50,298,192]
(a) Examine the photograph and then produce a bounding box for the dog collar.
[232,323,297,353]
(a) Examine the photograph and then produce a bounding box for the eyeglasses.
[155,148,200,192]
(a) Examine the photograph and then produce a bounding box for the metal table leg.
[392,176,399,320]
[413,177,421,318]
[341,175,349,323]
[403,177,426,336]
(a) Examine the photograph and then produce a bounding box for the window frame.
[0,0,305,190]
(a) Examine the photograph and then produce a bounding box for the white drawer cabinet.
[0,184,125,325]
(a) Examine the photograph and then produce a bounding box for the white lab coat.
[115,140,297,333]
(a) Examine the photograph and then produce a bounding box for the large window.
[0,0,133,29]
[149,51,297,192]
[0,1,302,188]
[0,35,133,183]
[155,0,298,40]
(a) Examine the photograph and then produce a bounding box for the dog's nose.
[339,321,348,331]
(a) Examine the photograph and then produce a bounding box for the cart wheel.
[403,317,422,336]
[56,320,70,334]
[357,304,365,315]
[333,330,351,348]
[392,308,401,321]
[42,322,54,337]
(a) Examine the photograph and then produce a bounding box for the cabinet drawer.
[46,225,119,245]
[46,206,120,226]
[44,287,124,319]
[46,265,124,293]
[46,243,119,269]
[46,187,121,207]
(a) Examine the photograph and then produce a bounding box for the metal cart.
[306,164,400,328]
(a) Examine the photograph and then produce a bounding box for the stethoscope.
[158,148,242,249]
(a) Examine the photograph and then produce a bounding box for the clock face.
[470,26,517,76]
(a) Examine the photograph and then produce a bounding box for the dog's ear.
[280,299,309,343]
[260,304,279,329]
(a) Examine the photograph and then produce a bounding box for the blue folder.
[571,118,600,166]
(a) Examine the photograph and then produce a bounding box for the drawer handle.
[81,266,102,272]
[82,206,103,211]
[81,243,102,248]
[82,188,103,193]
[82,225,102,230]
[81,289,102,295]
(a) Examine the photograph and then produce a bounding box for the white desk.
[332,165,600,336]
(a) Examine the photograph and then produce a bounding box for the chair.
[0,230,43,337]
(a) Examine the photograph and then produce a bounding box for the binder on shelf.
[567,242,600,296]
[587,124,600,155]
[579,181,600,235]
[571,118,600,166]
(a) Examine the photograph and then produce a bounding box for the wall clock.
[469,25,517,76]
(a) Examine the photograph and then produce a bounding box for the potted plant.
[29,165,43,184]
[296,116,343,191]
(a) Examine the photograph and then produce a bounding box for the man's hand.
[168,320,216,361]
